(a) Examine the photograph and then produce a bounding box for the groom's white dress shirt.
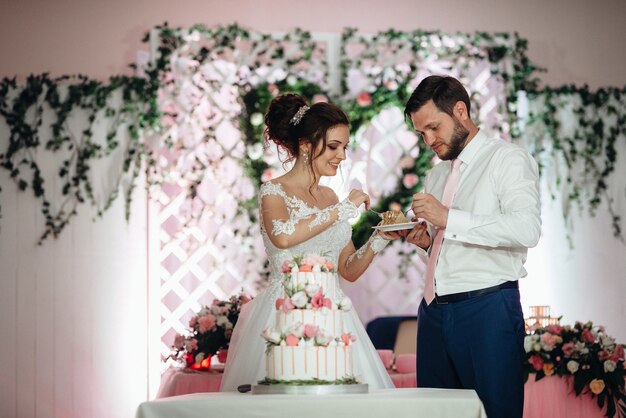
[419,130,541,296]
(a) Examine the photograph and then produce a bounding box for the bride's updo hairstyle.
[264,93,349,165]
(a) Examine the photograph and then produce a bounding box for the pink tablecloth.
[156,368,223,398]
[523,374,605,418]
[156,368,605,418]
[156,367,416,398]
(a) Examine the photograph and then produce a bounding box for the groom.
[401,75,541,418]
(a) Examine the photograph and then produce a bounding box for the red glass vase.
[217,349,228,364]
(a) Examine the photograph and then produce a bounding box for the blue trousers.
[416,289,526,418]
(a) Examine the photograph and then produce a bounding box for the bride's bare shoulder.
[319,185,340,205]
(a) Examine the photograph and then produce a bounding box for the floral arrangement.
[169,293,252,370]
[280,254,336,274]
[261,322,356,352]
[276,276,353,314]
[277,254,352,313]
[524,321,626,417]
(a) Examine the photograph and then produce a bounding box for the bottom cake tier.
[265,345,354,382]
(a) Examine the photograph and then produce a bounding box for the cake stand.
[250,383,368,395]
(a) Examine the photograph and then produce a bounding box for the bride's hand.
[347,189,370,210]
[376,228,403,240]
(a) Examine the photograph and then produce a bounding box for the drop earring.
[303,151,309,165]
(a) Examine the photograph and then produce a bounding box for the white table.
[136,388,487,418]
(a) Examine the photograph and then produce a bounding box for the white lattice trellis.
[150,28,330,367]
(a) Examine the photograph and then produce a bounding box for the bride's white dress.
[220,182,394,391]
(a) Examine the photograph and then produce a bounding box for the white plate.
[372,222,418,232]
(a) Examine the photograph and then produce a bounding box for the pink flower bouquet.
[168,293,252,370]
[524,321,626,417]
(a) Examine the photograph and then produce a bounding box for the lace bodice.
[259,182,353,297]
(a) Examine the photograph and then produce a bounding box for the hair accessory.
[290,105,310,126]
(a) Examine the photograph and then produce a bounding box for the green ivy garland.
[0,23,624,248]
[525,86,626,242]
[0,72,160,243]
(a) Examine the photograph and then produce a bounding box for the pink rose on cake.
[298,264,314,272]
[310,294,322,308]
[285,334,301,346]
[281,298,296,312]
[311,289,332,309]
[280,260,296,273]
[340,333,357,346]
[304,324,320,339]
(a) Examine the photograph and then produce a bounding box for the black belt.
[434,280,518,304]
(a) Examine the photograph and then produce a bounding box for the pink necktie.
[423,159,462,305]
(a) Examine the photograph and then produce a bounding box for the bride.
[220,93,397,391]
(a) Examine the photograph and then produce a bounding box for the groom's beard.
[441,118,469,161]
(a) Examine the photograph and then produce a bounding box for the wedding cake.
[260,255,358,384]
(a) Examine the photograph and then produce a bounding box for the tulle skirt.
[220,285,394,391]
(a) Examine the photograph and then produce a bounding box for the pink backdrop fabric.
[156,368,605,418]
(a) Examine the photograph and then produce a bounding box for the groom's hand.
[411,193,448,228]
[405,220,430,250]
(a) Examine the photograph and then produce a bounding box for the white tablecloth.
[136,388,487,418]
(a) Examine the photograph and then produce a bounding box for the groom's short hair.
[404,75,471,118]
